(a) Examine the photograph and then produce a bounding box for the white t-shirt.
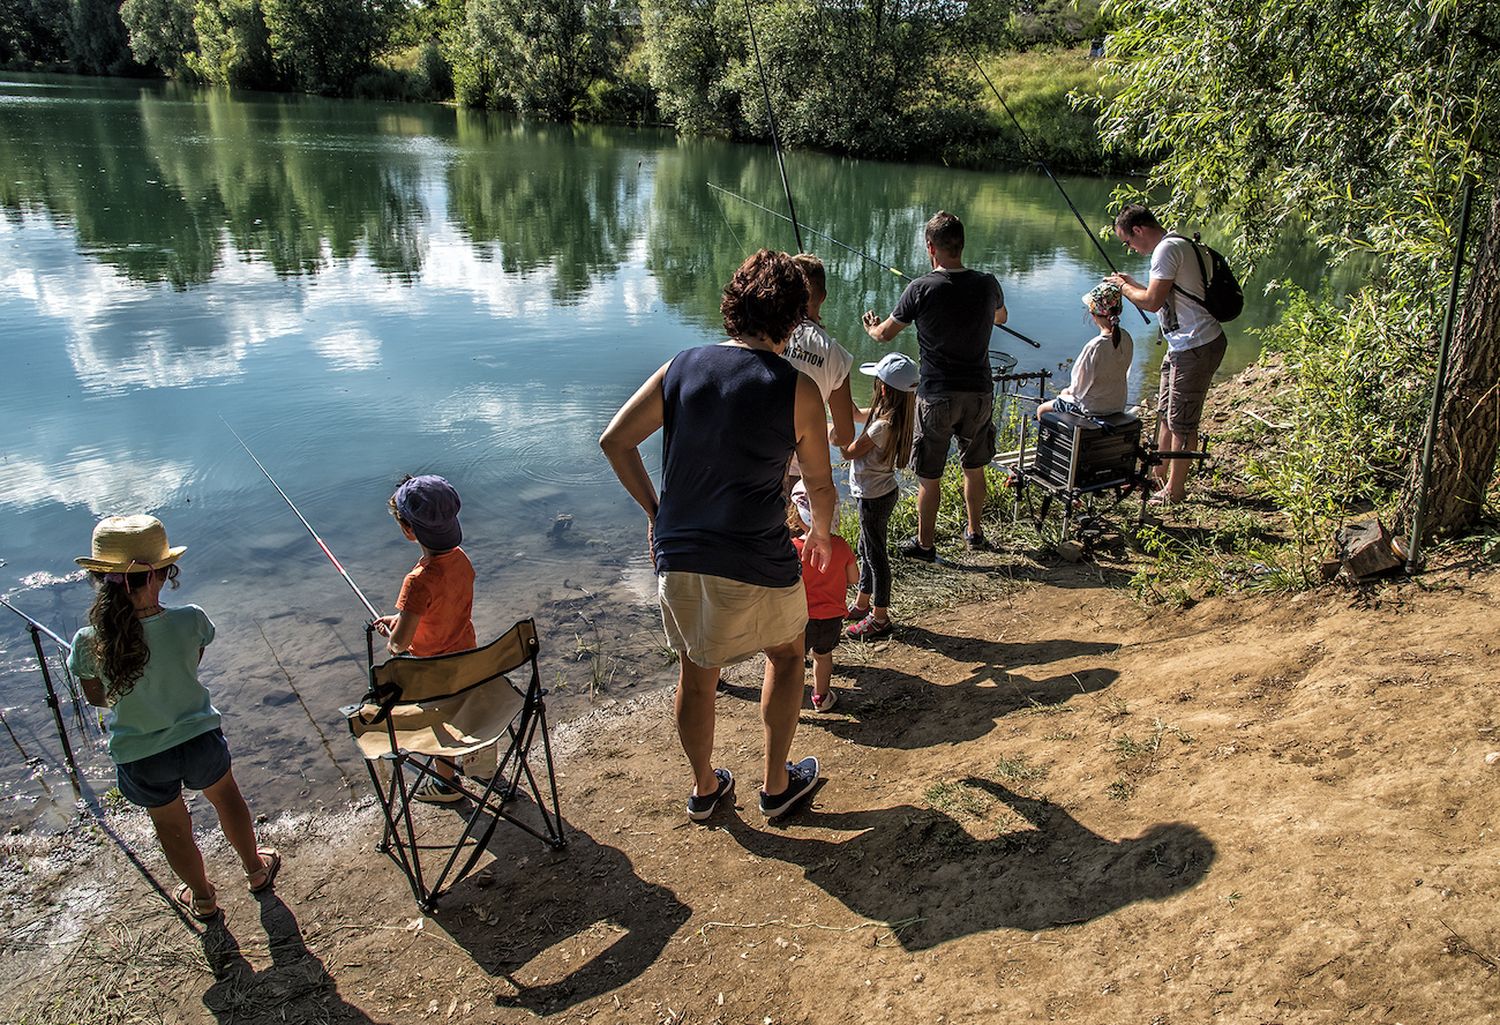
[1151,235,1223,352]
[783,317,853,476]
[1058,328,1133,416]
[849,417,898,500]
[783,318,854,401]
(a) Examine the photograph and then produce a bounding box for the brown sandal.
[174,883,221,921]
[247,847,281,893]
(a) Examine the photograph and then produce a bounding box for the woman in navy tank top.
[601,249,838,823]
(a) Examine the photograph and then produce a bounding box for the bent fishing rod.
[960,44,1150,326]
[743,0,803,252]
[708,182,1044,350]
[220,418,382,622]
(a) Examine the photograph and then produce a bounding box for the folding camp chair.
[345,618,565,912]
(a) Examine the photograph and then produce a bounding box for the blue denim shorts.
[116,728,233,809]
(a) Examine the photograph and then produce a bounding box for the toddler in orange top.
[374,474,476,802]
[790,480,857,713]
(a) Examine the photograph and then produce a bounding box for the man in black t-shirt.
[862,211,1007,557]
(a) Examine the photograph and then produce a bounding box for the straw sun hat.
[75,515,186,574]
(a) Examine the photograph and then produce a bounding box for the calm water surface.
[0,75,1348,823]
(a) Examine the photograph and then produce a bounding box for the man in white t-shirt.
[1109,203,1227,504]
[783,254,856,470]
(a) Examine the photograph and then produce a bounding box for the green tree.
[189,0,279,87]
[63,0,134,73]
[640,0,1002,159]
[120,0,198,76]
[259,0,396,94]
[446,0,615,118]
[1099,0,1500,539]
[0,0,69,66]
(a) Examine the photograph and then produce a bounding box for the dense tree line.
[2,0,1127,168]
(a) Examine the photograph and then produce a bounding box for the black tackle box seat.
[1033,410,1142,490]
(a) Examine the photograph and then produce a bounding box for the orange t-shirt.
[396,548,477,657]
[791,535,857,620]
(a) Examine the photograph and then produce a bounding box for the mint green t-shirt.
[68,605,221,765]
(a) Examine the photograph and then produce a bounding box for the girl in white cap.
[1037,280,1134,420]
[68,515,279,921]
[840,352,918,640]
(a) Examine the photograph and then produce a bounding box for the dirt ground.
[2,549,1497,1024]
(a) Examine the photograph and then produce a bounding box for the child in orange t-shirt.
[790,480,858,713]
[373,474,476,802]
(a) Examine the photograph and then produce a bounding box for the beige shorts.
[659,572,808,669]
[1158,334,1227,434]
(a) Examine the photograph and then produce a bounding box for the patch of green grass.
[1105,777,1136,801]
[924,780,993,819]
[994,754,1049,783]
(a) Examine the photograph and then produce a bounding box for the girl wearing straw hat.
[67,515,279,921]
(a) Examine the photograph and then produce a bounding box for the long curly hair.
[88,565,179,700]
[721,249,809,347]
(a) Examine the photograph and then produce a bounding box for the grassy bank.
[960,47,1154,175]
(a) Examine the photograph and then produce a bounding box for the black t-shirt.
[653,344,801,588]
[890,268,1004,396]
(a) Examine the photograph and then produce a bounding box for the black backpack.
[1166,232,1244,323]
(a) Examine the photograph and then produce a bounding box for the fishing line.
[707,182,1045,349]
[220,417,382,622]
[743,0,804,252]
[959,42,1151,326]
[708,183,747,254]
[254,619,356,793]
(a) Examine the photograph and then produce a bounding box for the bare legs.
[1153,419,1196,502]
[759,638,804,796]
[915,476,941,549]
[962,466,987,537]
[673,634,807,801]
[147,769,268,902]
[810,651,833,702]
[675,656,721,799]
[915,468,989,547]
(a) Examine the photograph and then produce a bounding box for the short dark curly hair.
[721,249,809,346]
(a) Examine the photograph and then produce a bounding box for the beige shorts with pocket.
[659,571,808,670]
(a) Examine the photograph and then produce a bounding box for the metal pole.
[28,625,80,783]
[1406,173,1476,573]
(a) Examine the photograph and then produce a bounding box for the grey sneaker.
[687,768,734,822]
[965,530,990,551]
[759,756,820,820]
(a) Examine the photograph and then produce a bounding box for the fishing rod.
[960,44,1150,326]
[708,181,1045,349]
[220,417,382,622]
[0,595,83,783]
[743,0,803,253]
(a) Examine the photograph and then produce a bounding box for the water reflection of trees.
[0,82,435,285]
[645,142,1361,345]
[444,111,653,305]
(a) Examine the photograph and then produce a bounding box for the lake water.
[0,74,1348,824]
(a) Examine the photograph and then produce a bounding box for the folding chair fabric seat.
[346,619,564,912]
[348,685,523,761]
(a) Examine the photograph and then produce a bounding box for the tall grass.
[951,48,1155,174]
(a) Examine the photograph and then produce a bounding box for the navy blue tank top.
[653,344,800,588]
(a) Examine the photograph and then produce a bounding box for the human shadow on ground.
[432,817,691,1016]
[722,631,1119,750]
[201,894,383,1024]
[725,779,1214,950]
